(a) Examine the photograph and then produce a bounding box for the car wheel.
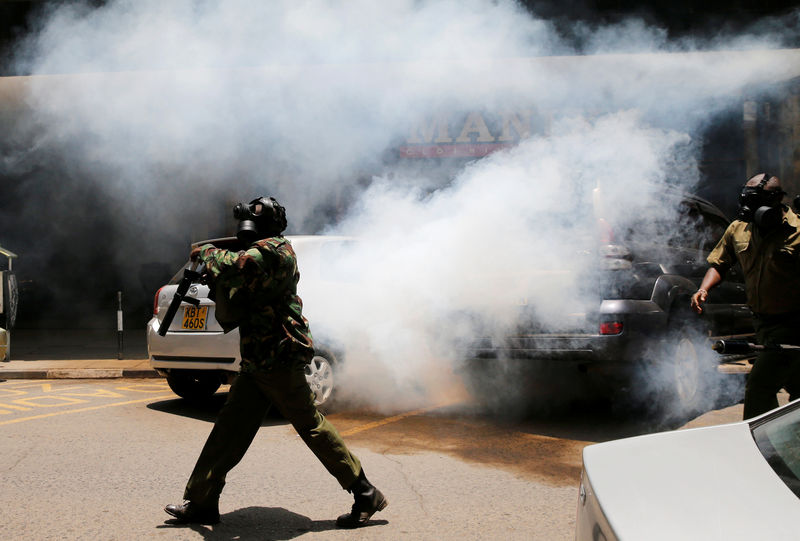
[659,324,717,421]
[671,330,703,408]
[166,370,223,401]
[305,348,337,409]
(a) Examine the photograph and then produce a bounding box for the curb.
[0,369,160,380]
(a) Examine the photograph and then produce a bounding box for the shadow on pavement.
[157,506,387,540]
[147,392,286,426]
[332,385,746,488]
[457,359,748,442]
[8,329,148,360]
[452,374,746,444]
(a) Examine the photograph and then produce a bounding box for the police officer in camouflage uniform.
[692,173,800,419]
[165,196,387,528]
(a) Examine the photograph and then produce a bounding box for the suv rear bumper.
[466,332,629,363]
[463,299,672,365]
[147,317,242,372]
[464,329,755,377]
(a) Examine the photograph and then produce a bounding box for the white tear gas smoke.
[304,112,697,412]
[5,1,800,414]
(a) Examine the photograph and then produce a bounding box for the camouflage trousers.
[743,312,800,420]
[184,362,361,506]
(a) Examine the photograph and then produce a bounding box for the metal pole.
[117,291,124,360]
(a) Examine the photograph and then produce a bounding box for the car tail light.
[597,219,633,270]
[153,287,164,316]
[599,321,623,335]
[597,218,615,244]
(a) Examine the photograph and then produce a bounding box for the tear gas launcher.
[712,339,800,355]
[157,261,202,337]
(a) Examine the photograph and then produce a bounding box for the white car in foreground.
[576,399,800,540]
[147,235,354,407]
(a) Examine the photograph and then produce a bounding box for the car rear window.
[621,200,727,252]
[752,402,800,499]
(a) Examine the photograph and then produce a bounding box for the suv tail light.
[597,219,633,270]
[599,247,634,270]
[153,287,164,316]
[597,218,615,244]
[599,321,623,335]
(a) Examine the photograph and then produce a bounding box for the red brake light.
[597,218,615,244]
[153,287,164,316]
[600,321,623,335]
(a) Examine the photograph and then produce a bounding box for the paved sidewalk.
[0,358,157,379]
[0,328,158,380]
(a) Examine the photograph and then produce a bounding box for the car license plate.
[181,305,208,330]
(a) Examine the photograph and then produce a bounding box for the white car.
[147,235,354,407]
[576,399,800,540]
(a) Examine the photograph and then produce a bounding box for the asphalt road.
[0,378,767,540]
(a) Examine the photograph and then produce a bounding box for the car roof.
[583,421,798,539]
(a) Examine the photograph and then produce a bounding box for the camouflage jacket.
[198,236,314,371]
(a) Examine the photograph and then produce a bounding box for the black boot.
[336,470,388,528]
[164,500,220,525]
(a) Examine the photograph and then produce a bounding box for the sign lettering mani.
[400,110,543,158]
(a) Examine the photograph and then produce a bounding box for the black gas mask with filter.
[736,174,786,232]
[232,196,288,244]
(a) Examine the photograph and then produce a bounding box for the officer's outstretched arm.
[690,266,724,314]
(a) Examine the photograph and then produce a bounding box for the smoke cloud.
[2,1,799,414]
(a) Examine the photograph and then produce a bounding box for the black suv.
[463,191,754,418]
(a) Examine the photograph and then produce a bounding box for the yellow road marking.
[339,401,454,437]
[61,388,126,399]
[114,383,170,393]
[0,394,176,426]
[4,382,63,391]
[0,388,29,397]
[0,402,32,411]
[14,395,89,407]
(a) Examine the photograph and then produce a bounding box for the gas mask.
[736,174,785,232]
[232,196,287,244]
